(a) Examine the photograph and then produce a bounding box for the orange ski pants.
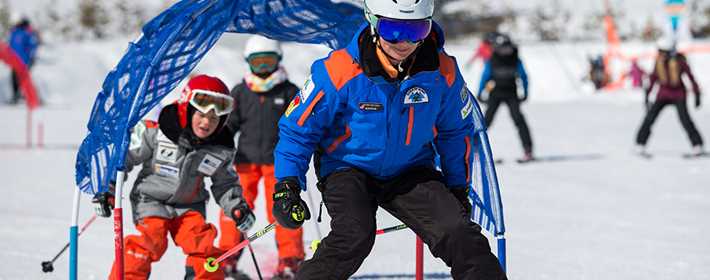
[219,163,304,260]
[109,211,224,280]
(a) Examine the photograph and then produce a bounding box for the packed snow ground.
[0,32,709,279]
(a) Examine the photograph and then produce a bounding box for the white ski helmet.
[364,0,434,21]
[243,35,283,59]
[656,36,676,52]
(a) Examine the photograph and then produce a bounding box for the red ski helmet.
[177,74,233,130]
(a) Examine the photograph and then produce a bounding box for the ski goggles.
[375,17,432,44]
[189,89,234,116]
[246,52,281,73]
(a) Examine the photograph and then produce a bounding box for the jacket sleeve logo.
[284,95,301,117]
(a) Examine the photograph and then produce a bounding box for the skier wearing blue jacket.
[478,34,534,161]
[269,0,507,279]
[7,17,39,104]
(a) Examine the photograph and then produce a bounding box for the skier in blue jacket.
[7,17,39,104]
[269,0,507,279]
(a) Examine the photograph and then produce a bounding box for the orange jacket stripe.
[438,53,456,87]
[297,90,325,126]
[324,49,363,91]
[405,107,414,145]
[464,136,471,183]
[432,126,438,138]
[326,125,352,153]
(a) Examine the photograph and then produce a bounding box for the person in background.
[220,35,301,280]
[7,17,39,104]
[477,33,534,162]
[92,75,255,280]
[463,31,497,70]
[635,37,705,157]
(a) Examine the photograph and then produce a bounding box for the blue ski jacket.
[8,25,39,66]
[275,23,488,189]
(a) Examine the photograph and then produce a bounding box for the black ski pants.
[296,167,507,280]
[484,95,533,153]
[636,99,704,146]
[10,71,21,104]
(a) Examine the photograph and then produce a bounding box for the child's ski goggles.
[189,89,234,116]
[375,17,432,44]
[246,52,281,73]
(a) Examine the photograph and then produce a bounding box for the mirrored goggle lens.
[190,90,234,116]
[376,17,432,44]
[247,53,280,71]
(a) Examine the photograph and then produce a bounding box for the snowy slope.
[1,18,709,280]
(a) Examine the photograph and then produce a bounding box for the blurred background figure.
[628,58,646,89]
[6,16,39,105]
[464,31,498,70]
[588,54,610,90]
[635,36,705,157]
[477,33,534,162]
[221,35,302,280]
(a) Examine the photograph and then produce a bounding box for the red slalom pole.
[416,237,423,280]
[113,171,127,280]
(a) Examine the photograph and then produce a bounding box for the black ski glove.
[695,95,701,109]
[449,186,472,216]
[272,178,311,229]
[92,192,115,218]
[231,202,255,232]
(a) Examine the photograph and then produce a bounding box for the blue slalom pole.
[496,234,506,272]
[69,187,81,279]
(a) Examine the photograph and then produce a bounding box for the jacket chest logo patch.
[359,102,384,111]
[156,142,178,163]
[404,87,429,104]
[198,154,223,176]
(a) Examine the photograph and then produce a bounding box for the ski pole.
[310,223,408,251]
[247,243,263,280]
[41,214,97,273]
[204,223,276,272]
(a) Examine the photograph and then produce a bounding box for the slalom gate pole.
[204,223,277,273]
[26,109,32,148]
[496,234,507,272]
[42,214,97,273]
[113,171,126,280]
[415,237,423,280]
[68,187,80,279]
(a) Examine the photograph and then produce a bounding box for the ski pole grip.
[204,257,219,273]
